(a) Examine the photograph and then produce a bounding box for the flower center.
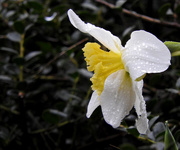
[83,42,124,95]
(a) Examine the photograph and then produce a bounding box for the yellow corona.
[83,43,124,95]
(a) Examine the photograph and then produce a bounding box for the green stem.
[18,33,29,148]
[138,135,156,144]
[19,33,25,82]
[20,34,24,57]
[19,66,23,82]
[84,87,92,100]
[69,76,79,102]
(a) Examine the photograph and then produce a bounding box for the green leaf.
[42,109,60,124]
[127,127,140,137]
[13,57,25,66]
[25,51,41,61]
[153,122,165,141]
[37,42,53,53]
[120,143,137,150]
[171,51,180,57]
[42,109,67,124]
[115,0,127,8]
[25,24,34,32]
[174,129,180,141]
[164,41,180,56]
[6,32,21,42]
[52,4,69,14]
[175,4,180,17]
[5,10,15,18]
[149,116,159,128]
[158,3,171,18]
[13,21,25,34]
[27,1,43,13]
[164,121,178,150]
[3,64,19,75]
[0,75,12,81]
[0,47,18,54]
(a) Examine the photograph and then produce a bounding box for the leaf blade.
[164,41,180,56]
[164,121,178,150]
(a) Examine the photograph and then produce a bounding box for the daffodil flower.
[67,9,171,134]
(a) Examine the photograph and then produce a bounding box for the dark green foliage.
[0,0,180,150]
[164,121,178,150]
[165,41,180,56]
[158,3,171,18]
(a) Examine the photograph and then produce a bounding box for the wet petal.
[100,70,136,128]
[67,9,122,54]
[133,80,149,134]
[86,91,100,118]
[136,113,149,134]
[122,30,171,81]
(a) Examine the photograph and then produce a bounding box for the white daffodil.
[67,9,171,134]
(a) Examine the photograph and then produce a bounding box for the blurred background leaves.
[0,0,180,150]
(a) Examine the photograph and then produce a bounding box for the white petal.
[86,91,100,118]
[133,80,149,134]
[136,113,149,134]
[122,30,171,81]
[67,9,122,54]
[100,70,136,128]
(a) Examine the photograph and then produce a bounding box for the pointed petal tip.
[67,8,87,33]
[67,9,122,54]
[67,9,77,20]
[67,9,74,19]
[100,70,135,130]
[86,113,90,118]
[135,114,149,134]
[86,91,100,118]
[67,8,72,13]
